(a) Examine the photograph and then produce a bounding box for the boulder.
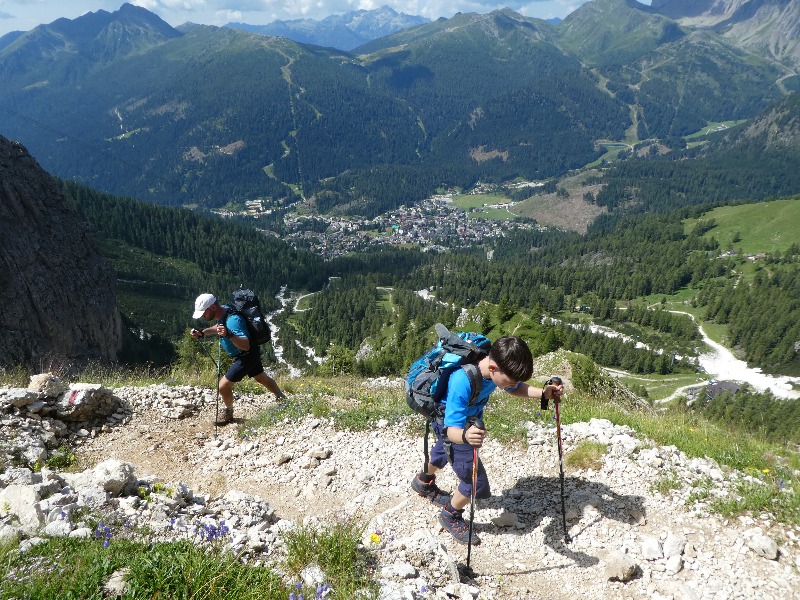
[0,485,45,533]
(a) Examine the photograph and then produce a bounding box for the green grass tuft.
[565,441,608,471]
[650,472,682,496]
[283,518,377,598]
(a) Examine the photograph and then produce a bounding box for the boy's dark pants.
[429,422,491,499]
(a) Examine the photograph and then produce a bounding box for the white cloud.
[132,0,207,10]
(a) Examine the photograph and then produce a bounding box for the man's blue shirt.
[221,310,248,357]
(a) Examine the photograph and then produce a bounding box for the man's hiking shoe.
[411,474,451,507]
[439,505,480,545]
[214,407,234,426]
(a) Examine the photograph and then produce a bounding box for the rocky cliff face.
[652,0,800,66]
[0,135,122,367]
[650,0,750,23]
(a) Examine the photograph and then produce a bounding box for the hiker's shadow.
[483,475,646,568]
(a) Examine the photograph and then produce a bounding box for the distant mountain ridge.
[226,5,429,51]
[0,2,180,82]
[1,0,799,217]
[0,30,24,52]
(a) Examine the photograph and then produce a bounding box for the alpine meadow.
[2,1,800,599]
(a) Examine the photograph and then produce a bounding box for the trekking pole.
[554,399,571,544]
[194,331,222,439]
[213,336,221,439]
[466,417,485,569]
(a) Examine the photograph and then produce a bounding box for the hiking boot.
[411,474,451,507]
[439,505,480,545]
[215,406,234,426]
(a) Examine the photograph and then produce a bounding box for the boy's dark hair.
[489,336,533,382]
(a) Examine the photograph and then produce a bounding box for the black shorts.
[225,350,264,383]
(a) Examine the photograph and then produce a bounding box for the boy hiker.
[190,293,285,425]
[411,335,564,544]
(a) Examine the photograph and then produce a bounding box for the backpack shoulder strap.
[462,363,484,406]
[221,307,236,330]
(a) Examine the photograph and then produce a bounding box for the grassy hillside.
[684,197,800,255]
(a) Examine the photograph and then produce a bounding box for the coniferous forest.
[60,180,800,383]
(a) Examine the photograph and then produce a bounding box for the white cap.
[192,293,216,319]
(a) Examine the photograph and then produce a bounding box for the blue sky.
[0,1,651,37]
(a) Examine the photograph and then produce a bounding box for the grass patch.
[613,372,705,401]
[684,198,800,256]
[451,193,510,210]
[283,518,377,598]
[0,520,377,600]
[562,396,800,524]
[0,537,288,600]
[240,377,408,438]
[569,398,788,471]
[712,471,799,525]
[684,120,748,140]
[44,444,76,470]
[565,440,607,471]
[482,393,551,445]
[697,320,730,347]
[651,472,682,496]
[0,366,31,388]
[75,362,182,388]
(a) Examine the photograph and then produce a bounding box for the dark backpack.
[226,288,271,346]
[405,323,491,420]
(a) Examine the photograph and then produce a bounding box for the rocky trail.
[2,377,800,599]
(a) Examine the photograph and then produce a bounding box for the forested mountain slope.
[0,1,794,217]
[595,93,800,212]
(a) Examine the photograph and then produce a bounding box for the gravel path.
[70,384,800,600]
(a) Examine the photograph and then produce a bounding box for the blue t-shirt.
[442,367,498,428]
[221,310,248,357]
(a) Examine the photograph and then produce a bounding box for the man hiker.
[190,293,285,425]
[411,335,564,544]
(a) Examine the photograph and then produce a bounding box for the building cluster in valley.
[281,195,542,259]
